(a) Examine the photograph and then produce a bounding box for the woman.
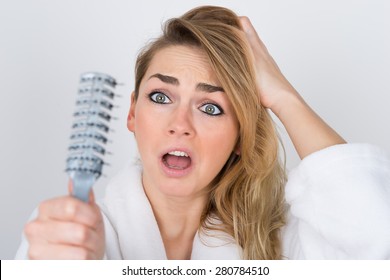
[16,6,390,260]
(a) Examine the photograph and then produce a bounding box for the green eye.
[150,92,171,104]
[199,103,223,116]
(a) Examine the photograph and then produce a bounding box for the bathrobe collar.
[100,159,242,259]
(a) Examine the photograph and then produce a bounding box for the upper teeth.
[168,151,189,157]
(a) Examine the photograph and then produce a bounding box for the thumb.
[88,189,96,205]
[68,179,73,195]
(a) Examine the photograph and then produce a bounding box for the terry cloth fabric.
[15,143,390,259]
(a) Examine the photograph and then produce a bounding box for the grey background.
[1,0,389,259]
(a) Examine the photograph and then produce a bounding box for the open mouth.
[162,150,192,170]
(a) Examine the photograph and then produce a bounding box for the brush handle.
[70,173,96,202]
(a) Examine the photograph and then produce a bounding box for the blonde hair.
[134,6,287,259]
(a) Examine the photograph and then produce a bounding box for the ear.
[234,139,241,156]
[234,145,241,156]
[127,92,136,132]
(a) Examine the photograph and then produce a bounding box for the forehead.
[145,45,219,84]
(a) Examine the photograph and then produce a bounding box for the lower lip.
[159,157,193,178]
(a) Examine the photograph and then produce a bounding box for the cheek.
[199,119,238,161]
[134,104,161,136]
[133,112,162,175]
[132,107,162,158]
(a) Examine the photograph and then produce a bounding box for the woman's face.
[128,45,239,200]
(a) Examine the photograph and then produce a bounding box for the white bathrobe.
[15,143,390,259]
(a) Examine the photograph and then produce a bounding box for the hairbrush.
[66,72,117,202]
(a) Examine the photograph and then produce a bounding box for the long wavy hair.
[133,6,287,260]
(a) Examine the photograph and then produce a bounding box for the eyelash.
[148,91,224,116]
[148,91,171,104]
[198,101,224,116]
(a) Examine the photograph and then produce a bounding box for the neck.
[148,190,206,239]
[142,179,208,259]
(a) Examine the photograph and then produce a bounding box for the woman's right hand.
[24,183,105,259]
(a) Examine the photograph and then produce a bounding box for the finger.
[238,16,268,53]
[68,179,73,195]
[89,189,96,204]
[38,196,102,229]
[25,219,101,252]
[28,242,97,260]
[87,190,102,218]
[239,16,255,35]
[68,178,88,202]
[239,16,259,40]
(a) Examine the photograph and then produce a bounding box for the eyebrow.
[149,73,179,85]
[196,83,224,93]
[148,73,224,93]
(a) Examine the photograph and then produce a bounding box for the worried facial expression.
[127,45,239,200]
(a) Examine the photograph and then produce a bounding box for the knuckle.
[37,200,49,215]
[63,199,79,219]
[74,225,89,244]
[74,247,91,260]
[28,244,42,260]
[91,210,103,226]
[24,220,39,238]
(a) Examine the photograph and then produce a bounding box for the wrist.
[269,89,306,120]
[270,89,346,159]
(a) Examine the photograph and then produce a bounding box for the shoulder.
[283,143,390,259]
[286,143,390,200]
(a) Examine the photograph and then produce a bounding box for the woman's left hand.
[239,16,346,159]
[239,16,299,115]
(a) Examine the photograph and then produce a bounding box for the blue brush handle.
[70,172,96,202]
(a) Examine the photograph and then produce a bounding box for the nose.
[167,106,195,137]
